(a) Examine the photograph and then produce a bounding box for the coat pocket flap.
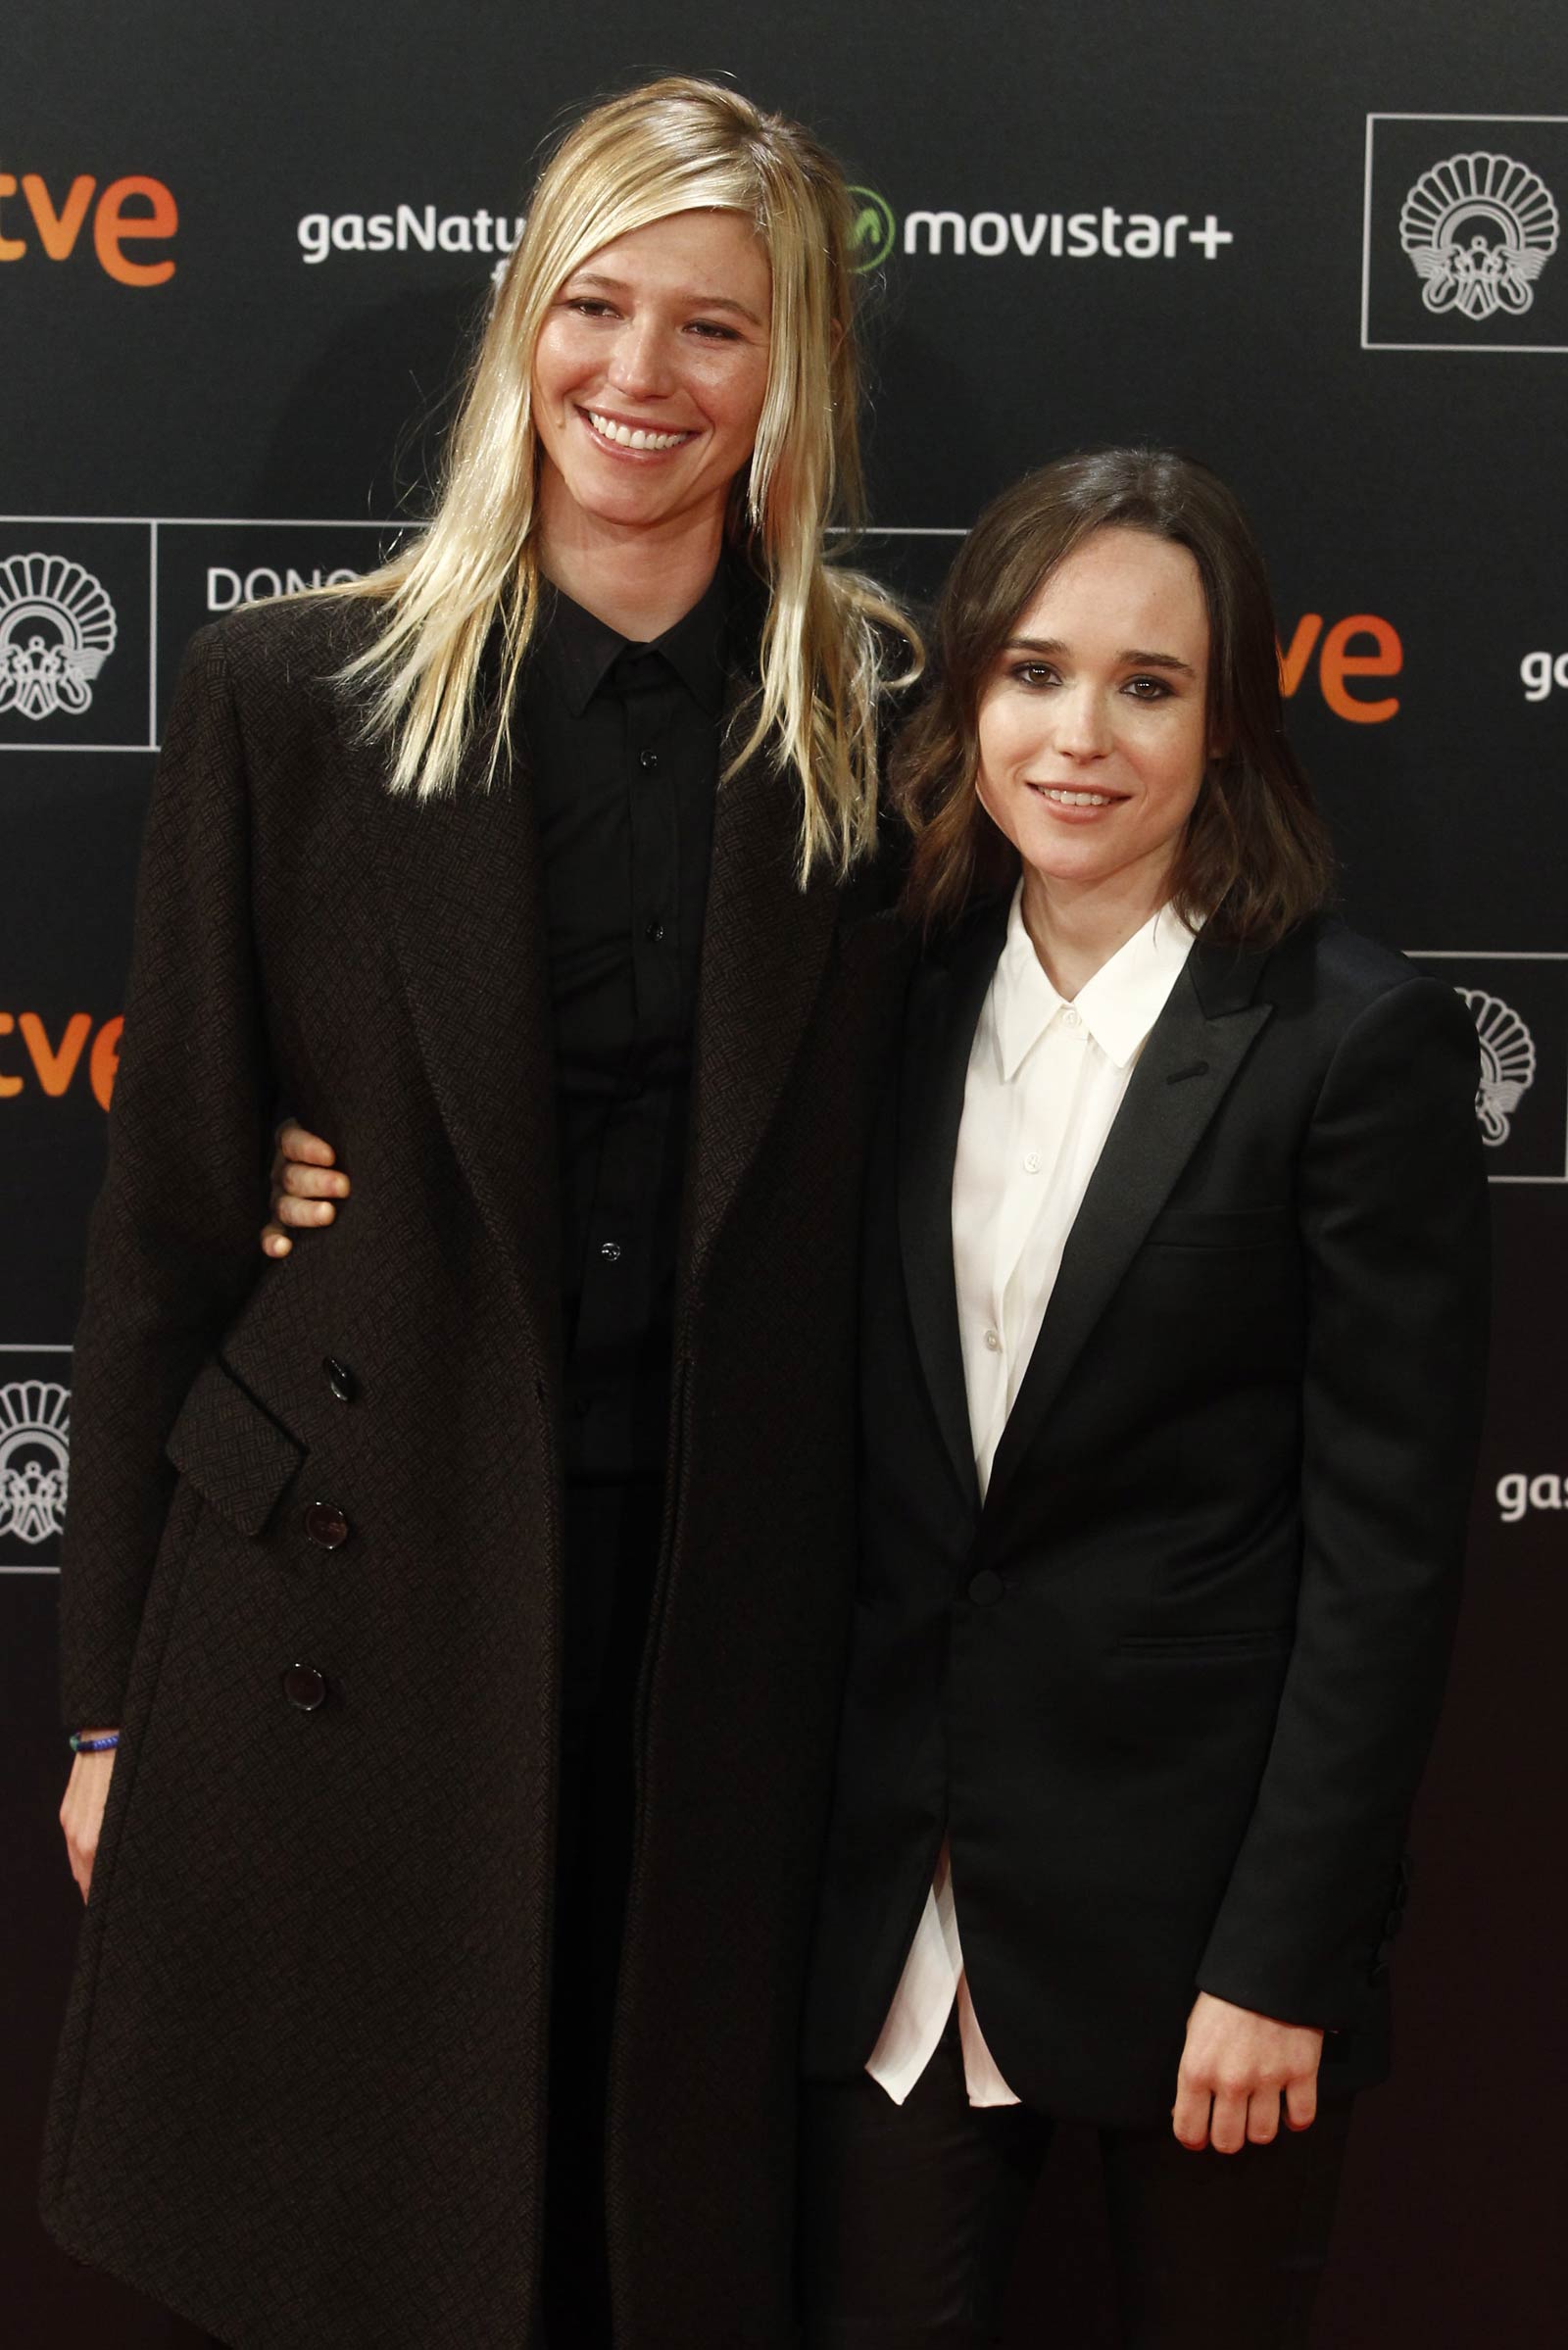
[165,1357,306,1537]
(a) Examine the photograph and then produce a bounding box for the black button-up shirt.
[520,566,730,1479]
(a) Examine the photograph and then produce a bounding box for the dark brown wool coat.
[41,596,910,2349]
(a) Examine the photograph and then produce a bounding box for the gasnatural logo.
[298,204,525,265]
[0,1380,70,1548]
[1496,1471,1565,1525]
[0,555,118,721]
[1458,990,1536,1146]
[1400,151,1558,320]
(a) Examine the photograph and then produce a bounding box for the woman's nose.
[606,318,676,401]
[1052,684,1112,759]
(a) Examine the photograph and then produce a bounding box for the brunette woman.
[798,449,1489,2347]
[46,78,916,2350]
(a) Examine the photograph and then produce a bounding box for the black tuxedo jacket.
[802,902,1490,2128]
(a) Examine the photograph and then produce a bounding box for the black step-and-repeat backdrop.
[4,4,1563,2341]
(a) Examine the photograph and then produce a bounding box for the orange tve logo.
[0,171,177,285]
[1278,613,1402,724]
[0,1013,122,1107]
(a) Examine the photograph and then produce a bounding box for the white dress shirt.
[867,887,1197,2108]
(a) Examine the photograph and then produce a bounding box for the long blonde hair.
[338,76,919,880]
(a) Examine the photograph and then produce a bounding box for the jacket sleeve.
[1196,974,1491,2028]
[59,624,276,1728]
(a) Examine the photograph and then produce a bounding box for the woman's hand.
[261,1121,350,1257]
[60,1738,119,1902]
[1171,1991,1323,2153]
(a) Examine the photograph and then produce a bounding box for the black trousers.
[538,1473,664,2350]
[801,2018,1353,2349]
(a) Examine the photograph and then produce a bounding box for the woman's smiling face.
[531,208,773,549]
[975,524,1214,920]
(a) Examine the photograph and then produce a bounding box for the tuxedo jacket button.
[281,1664,328,1712]
[322,1355,357,1403]
[304,1500,351,1549]
[967,1569,1004,1607]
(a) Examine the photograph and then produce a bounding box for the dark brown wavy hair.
[898,447,1334,943]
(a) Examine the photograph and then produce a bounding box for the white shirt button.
[1061,1006,1081,1029]
[1023,1151,1042,1174]
[983,1328,1002,1352]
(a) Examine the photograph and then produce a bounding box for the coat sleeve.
[1195,974,1491,2029]
[59,623,276,1728]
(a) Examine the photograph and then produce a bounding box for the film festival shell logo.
[0,1380,70,1549]
[1458,992,1536,1148]
[0,553,118,721]
[1400,151,1559,321]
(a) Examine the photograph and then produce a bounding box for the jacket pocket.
[164,1355,307,1536]
[1143,1204,1294,1250]
[1118,1626,1294,1658]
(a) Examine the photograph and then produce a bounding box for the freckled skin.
[976,526,1215,950]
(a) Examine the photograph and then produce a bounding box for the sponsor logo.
[1400,151,1558,320]
[1495,1471,1566,1526]
[0,1013,121,1107]
[848,185,896,272]
[899,204,1232,261]
[1278,611,1402,723]
[297,204,524,266]
[0,1375,70,1551]
[0,554,117,721]
[0,171,177,285]
[1458,992,1536,1147]
[1521,651,1568,702]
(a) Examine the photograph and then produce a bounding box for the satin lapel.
[981,941,1273,1523]
[897,908,1009,1511]
[682,687,843,1304]
[361,711,560,1373]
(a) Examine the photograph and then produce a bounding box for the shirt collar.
[991,883,1198,1080]
[541,562,730,717]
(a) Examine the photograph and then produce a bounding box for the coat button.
[281,1664,328,1712]
[967,1569,1004,1607]
[322,1355,356,1403]
[304,1500,351,1549]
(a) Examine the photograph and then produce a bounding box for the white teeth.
[588,411,690,451]
[1041,787,1111,807]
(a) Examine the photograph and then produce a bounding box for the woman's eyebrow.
[1004,635,1197,677]
[564,269,765,325]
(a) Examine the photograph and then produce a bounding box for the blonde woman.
[45,79,917,2350]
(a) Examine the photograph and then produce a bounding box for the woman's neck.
[1019,863,1174,1001]
[537,483,726,641]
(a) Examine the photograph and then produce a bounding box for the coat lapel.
[681,682,842,1306]
[981,935,1274,1522]
[896,906,1009,1510]
[360,705,561,1376]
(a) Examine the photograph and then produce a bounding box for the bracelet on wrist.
[69,1732,121,1755]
